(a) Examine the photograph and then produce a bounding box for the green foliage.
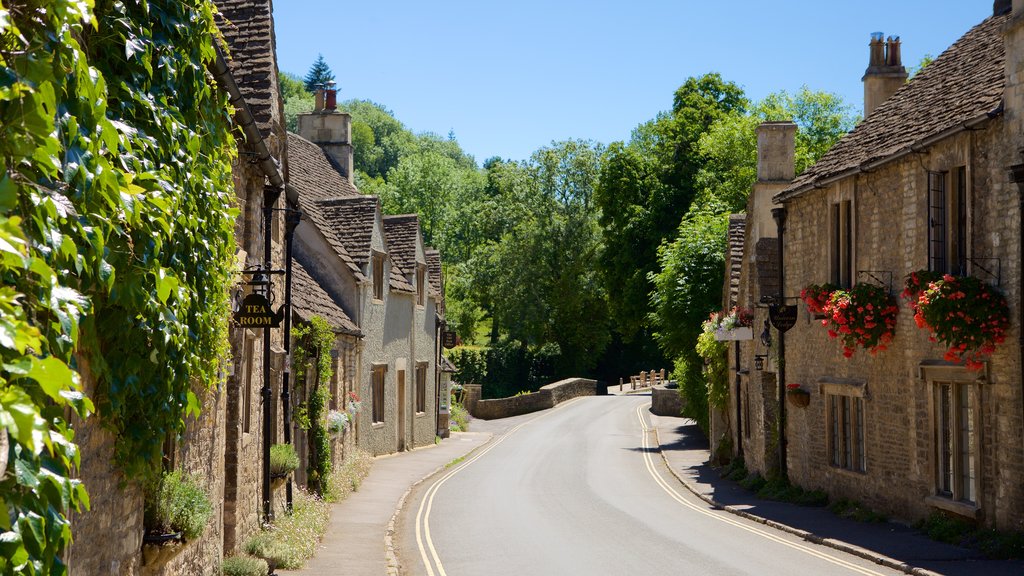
[829,498,888,523]
[696,322,729,411]
[449,341,563,399]
[303,53,335,92]
[245,488,332,569]
[672,354,709,433]
[292,316,335,496]
[221,555,269,576]
[755,477,829,506]
[144,471,212,540]
[270,443,300,476]
[449,399,470,432]
[280,72,313,133]
[1,0,235,570]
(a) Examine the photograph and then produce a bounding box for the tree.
[303,53,335,92]
[280,71,313,132]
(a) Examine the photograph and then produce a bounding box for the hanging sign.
[768,304,798,333]
[442,330,458,349]
[234,293,281,328]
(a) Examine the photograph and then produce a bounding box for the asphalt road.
[396,395,905,576]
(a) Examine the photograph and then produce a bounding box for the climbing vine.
[292,316,335,495]
[1,0,235,571]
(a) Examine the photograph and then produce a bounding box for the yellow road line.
[634,404,888,576]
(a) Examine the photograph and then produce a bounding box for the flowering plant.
[902,271,1009,370]
[347,391,362,415]
[721,306,754,329]
[800,283,837,316]
[327,410,349,435]
[819,283,899,357]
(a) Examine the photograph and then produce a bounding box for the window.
[827,392,865,472]
[830,200,853,288]
[934,381,978,504]
[372,252,385,301]
[372,365,386,423]
[416,264,427,306]
[415,362,427,413]
[927,168,968,275]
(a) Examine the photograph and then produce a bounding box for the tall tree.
[303,53,335,91]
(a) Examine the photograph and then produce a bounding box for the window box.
[714,326,753,341]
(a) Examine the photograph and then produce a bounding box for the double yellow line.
[634,404,890,576]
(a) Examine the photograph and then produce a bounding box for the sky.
[273,1,994,164]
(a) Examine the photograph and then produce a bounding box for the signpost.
[234,292,282,328]
[768,304,798,333]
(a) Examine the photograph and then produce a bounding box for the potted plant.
[817,283,899,357]
[347,391,362,415]
[712,306,755,341]
[327,409,349,435]
[143,470,212,543]
[269,443,300,479]
[902,271,1009,370]
[786,383,811,408]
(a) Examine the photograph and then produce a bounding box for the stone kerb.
[469,378,598,420]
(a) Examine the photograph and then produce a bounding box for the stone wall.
[469,378,597,420]
[651,384,684,417]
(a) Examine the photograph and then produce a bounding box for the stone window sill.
[829,464,868,477]
[925,495,980,520]
[371,422,385,429]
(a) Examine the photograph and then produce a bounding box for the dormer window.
[416,264,426,306]
[372,251,385,301]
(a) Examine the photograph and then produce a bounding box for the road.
[396,395,904,576]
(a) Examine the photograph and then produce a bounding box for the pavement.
[282,386,1024,575]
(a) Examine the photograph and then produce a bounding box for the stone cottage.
[289,95,444,456]
[734,1,1024,530]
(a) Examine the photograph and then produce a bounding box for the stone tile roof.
[291,260,361,337]
[440,354,457,373]
[778,14,1008,201]
[315,197,379,267]
[389,259,416,294]
[382,215,421,275]
[726,215,745,309]
[299,210,365,282]
[425,248,443,298]
[212,0,281,142]
[287,133,361,202]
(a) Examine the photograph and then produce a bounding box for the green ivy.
[1,0,235,571]
[292,316,334,496]
[695,321,729,411]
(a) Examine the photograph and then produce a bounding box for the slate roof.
[382,215,421,275]
[212,0,281,142]
[726,214,745,309]
[291,260,361,337]
[425,248,443,298]
[287,133,361,202]
[315,197,379,266]
[777,14,1008,202]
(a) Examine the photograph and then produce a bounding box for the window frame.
[826,392,866,472]
[830,199,853,288]
[371,364,387,424]
[415,362,427,414]
[416,263,427,307]
[933,380,979,505]
[927,167,969,276]
[372,251,385,301]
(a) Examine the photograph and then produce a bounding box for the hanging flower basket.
[800,283,837,318]
[710,306,755,341]
[785,384,810,408]
[814,283,899,357]
[902,271,1009,371]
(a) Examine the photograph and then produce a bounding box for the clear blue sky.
[273,1,993,164]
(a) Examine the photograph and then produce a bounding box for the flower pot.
[714,326,753,341]
[786,389,810,408]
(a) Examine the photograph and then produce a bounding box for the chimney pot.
[325,81,337,111]
[869,33,885,67]
[314,88,325,112]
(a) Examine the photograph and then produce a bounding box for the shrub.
[245,488,331,569]
[221,555,268,576]
[829,498,887,523]
[270,444,300,477]
[144,471,212,540]
[325,449,374,503]
[696,315,729,411]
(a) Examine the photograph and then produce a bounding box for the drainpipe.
[771,207,788,481]
[280,204,301,511]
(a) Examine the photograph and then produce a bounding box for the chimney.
[313,85,325,112]
[297,81,355,184]
[751,122,796,241]
[862,32,908,117]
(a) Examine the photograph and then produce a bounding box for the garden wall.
[467,378,597,420]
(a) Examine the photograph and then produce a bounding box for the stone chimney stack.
[862,32,908,117]
[750,122,796,241]
[297,80,354,184]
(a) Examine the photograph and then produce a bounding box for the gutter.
[775,105,1003,203]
